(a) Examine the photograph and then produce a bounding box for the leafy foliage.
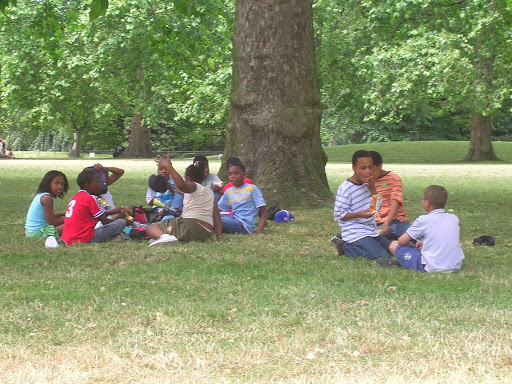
[315,0,512,144]
[0,0,233,153]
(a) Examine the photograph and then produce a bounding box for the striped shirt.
[374,171,408,225]
[334,180,378,243]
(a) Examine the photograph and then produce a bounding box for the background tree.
[315,0,512,160]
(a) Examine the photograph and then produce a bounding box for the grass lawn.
[0,142,511,383]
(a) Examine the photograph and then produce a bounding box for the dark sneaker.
[330,235,345,256]
[335,239,345,256]
[330,235,342,246]
[376,258,401,268]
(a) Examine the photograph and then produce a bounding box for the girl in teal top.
[25,170,69,238]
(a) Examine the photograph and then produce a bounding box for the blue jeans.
[388,220,410,239]
[343,235,391,260]
[170,193,184,211]
[221,215,249,234]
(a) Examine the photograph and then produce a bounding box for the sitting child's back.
[389,185,464,272]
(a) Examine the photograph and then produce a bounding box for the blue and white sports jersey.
[218,183,266,233]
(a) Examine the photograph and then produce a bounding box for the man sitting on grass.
[380,185,465,272]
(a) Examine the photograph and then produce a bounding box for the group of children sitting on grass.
[333,149,464,273]
[24,149,465,273]
[24,155,268,249]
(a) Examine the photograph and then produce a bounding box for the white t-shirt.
[202,173,221,188]
[406,209,465,272]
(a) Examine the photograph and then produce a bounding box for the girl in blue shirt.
[25,170,69,238]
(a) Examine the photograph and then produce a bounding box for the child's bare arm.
[213,201,222,240]
[156,154,197,194]
[397,232,414,246]
[41,194,65,227]
[252,206,268,235]
[341,210,374,221]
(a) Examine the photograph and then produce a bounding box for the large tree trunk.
[464,34,498,161]
[223,0,332,208]
[122,113,152,158]
[464,114,497,161]
[69,116,82,158]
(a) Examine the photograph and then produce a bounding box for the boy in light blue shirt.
[218,161,267,235]
[384,185,465,272]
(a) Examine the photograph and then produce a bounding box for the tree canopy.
[1,0,512,163]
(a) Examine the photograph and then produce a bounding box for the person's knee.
[389,240,398,254]
[146,223,164,238]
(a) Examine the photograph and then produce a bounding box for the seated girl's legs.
[343,235,391,260]
[26,224,59,239]
[91,219,126,243]
[146,222,166,239]
[221,215,249,234]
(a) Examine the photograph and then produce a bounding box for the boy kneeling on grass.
[380,185,465,272]
[334,150,391,259]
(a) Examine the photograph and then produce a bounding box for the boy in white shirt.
[383,185,465,272]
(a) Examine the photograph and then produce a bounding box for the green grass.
[1,143,511,383]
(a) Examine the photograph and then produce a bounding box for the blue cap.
[274,210,294,223]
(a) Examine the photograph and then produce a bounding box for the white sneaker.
[45,236,59,249]
[148,234,179,247]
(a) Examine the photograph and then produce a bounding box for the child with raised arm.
[85,163,125,210]
[217,161,267,235]
[383,185,465,272]
[334,150,390,259]
[59,170,132,246]
[146,154,222,246]
[25,170,69,240]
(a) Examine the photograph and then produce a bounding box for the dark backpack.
[132,206,161,224]
[267,206,281,221]
[129,227,148,240]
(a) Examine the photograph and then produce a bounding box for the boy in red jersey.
[61,170,132,246]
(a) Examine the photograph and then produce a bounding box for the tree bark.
[464,34,498,161]
[223,0,332,208]
[69,116,82,158]
[122,113,152,158]
[464,114,497,161]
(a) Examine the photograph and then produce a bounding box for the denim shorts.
[394,244,426,272]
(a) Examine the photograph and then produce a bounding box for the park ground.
[0,141,511,383]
